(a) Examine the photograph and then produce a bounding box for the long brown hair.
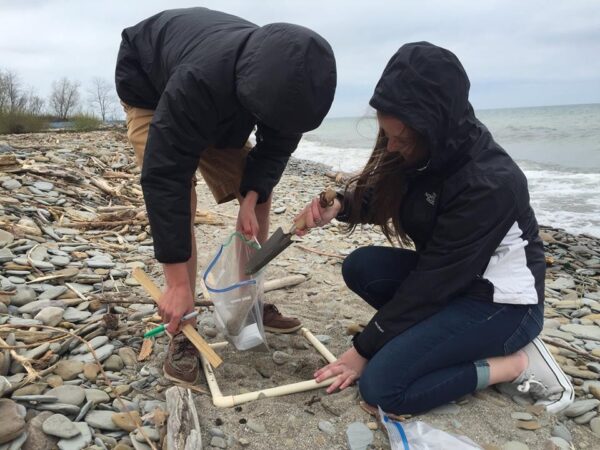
[344,125,426,246]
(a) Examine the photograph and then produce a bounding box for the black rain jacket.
[338,42,545,359]
[115,8,336,263]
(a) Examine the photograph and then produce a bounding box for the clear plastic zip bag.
[379,406,481,450]
[203,232,267,351]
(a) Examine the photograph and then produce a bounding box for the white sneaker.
[513,337,574,414]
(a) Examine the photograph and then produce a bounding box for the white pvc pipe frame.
[200,327,338,407]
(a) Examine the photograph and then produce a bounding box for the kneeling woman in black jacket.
[298,42,573,415]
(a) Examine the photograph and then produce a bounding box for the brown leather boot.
[163,333,200,384]
[262,303,302,334]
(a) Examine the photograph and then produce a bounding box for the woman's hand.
[237,191,259,239]
[314,346,367,394]
[294,196,342,236]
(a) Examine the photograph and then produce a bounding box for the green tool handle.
[144,324,166,338]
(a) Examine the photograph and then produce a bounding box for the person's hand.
[237,191,259,239]
[160,263,195,334]
[294,196,341,236]
[314,346,367,393]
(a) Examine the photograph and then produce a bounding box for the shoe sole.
[531,337,574,414]
[264,324,303,334]
[163,366,201,385]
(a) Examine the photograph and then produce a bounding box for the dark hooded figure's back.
[115,7,336,141]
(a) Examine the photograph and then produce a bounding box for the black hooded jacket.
[115,8,336,263]
[339,43,545,359]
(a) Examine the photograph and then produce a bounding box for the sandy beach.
[1,129,600,449]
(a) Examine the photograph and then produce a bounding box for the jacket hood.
[369,42,479,172]
[236,23,337,133]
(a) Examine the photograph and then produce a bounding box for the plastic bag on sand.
[379,406,481,450]
[203,232,267,351]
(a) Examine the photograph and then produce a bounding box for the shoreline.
[0,130,599,449]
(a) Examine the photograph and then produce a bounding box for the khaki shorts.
[122,102,251,204]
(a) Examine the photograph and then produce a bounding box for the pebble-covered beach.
[1,129,600,449]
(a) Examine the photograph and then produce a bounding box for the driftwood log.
[165,386,202,450]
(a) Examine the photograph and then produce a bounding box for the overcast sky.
[1,0,599,118]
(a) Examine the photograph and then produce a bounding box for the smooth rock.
[22,411,58,450]
[42,414,81,438]
[430,403,460,415]
[118,347,137,367]
[0,229,15,247]
[8,287,36,307]
[83,363,99,381]
[71,344,114,363]
[72,336,109,354]
[57,422,92,450]
[46,386,85,406]
[590,417,600,436]
[34,306,64,326]
[246,419,266,433]
[548,437,571,450]
[0,399,26,444]
[318,420,335,435]
[62,307,91,322]
[85,410,120,431]
[39,286,68,300]
[560,324,600,341]
[511,412,534,421]
[210,437,227,449]
[563,399,600,417]
[84,389,110,405]
[346,422,373,450]
[574,410,597,424]
[111,411,140,432]
[132,427,160,442]
[37,403,80,415]
[551,423,572,442]
[104,355,124,372]
[54,360,84,381]
[0,377,11,397]
[272,351,291,365]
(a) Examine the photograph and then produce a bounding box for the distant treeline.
[0,68,119,134]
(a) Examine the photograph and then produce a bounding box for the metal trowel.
[245,188,337,275]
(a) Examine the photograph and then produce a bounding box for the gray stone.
[590,417,600,436]
[542,328,575,342]
[4,431,27,449]
[84,410,120,431]
[209,427,225,438]
[0,229,14,247]
[86,258,115,269]
[548,437,570,450]
[50,256,71,267]
[18,299,61,315]
[72,336,109,354]
[551,423,572,442]
[71,344,114,363]
[117,347,137,367]
[54,360,84,381]
[1,179,21,191]
[34,306,64,326]
[9,287,36,306]
[85,389,110,405]
[57,422,92,450]
[547,277,575,290]
[246,419,265,433]
[37,403,80,415]
[563,399,600,417]
[0,377,11,397]
[511,412,534,421]
[11,395,58,403]
[346,422,373,450]
[74,400,93,422]
[318,420,335,435]
[39,286,68,300]
[46,386,85,406]
[133,427,160,442]
[210,436,227,449]
[574,410,597,424]
[560,324,600,341]
[272,351,291,365]
[22,411,59,450]
[315,334,332,345]
[33,181,54,191]
[103,355,124,371]
[0,247,15,263]
[62,307,91,323]
[42,414,81,438]
[0,399,26,445]
[8,317,41,326]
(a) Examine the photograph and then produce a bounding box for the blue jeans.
[343,246,544,415]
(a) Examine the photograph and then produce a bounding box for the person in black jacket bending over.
[115,8,336,384]
[297,42,574,415]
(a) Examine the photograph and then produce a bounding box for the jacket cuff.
[352,332,372,359]
[334,191,351,222]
